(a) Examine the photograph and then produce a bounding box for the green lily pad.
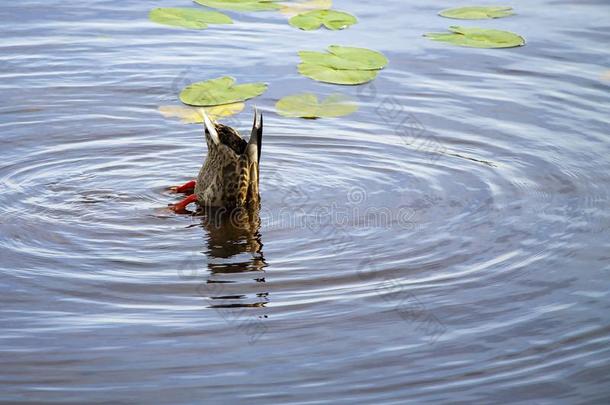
[424,26,525,48]
[180,76,268,106]
[289,9,357,31]
[298,63,379,85]
[276,93,358,118]
[280,0,333,17]
[298,45,387,85]
[439,6,514,20]
[194,0,281,12]
[149,8,232,29]
[299,45,388,70]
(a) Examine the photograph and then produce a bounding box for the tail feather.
[247,107,262,163]
[199,108,220,146]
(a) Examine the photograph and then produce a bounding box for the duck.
[169,108,262,213]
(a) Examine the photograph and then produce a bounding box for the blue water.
[1,0,609,403]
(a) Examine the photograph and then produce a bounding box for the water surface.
[1,0,610,403]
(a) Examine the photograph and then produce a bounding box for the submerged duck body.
[169,109,262,212]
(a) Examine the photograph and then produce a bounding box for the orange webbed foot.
[169,180,196,194]
[169,194,198,213]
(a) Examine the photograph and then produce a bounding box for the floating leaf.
[289,9,357,30]
[424,26,525,48]
[439,6,514,20]
[299,45,388,70]
[298,45,387,85]
[298,64,378,85]
[180,76,268,106]
[276,93,357,118]
[194,0,280,12]
[201,103,245,118]
[149,8,232,29]
[159,103,244,123]
[279,0,332,17]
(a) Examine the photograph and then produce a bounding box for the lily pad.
[159,103,244,123]
[279,0,332,17]
[149,8,232,29]
[439,6,514,20]
[194,0,281,12]
[298,45,387,85]
[299,45,388,70]
[298,64,379,85]
[289,9,357,31]
[276,93,357,118]
[180,76,268,106]
[424,26,525,48]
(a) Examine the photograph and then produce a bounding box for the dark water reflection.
[1,0,610,403]
[196,207,268,309]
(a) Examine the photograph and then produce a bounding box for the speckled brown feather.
[194,112,261,209]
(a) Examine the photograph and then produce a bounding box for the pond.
[1,0,609,402]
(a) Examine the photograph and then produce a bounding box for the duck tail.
[247,107,262,163]
[198,108,219,146]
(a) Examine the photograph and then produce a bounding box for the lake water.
[1,0,609,403]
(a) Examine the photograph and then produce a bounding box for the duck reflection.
[195,205,269,309]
